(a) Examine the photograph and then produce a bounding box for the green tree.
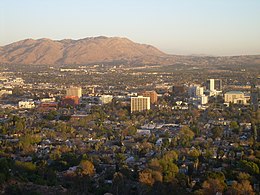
[230,121,240,134]
[211,126,223,139]
[179,126,195,146]
[237,172,251,182]
[0,158,12,184]
[162,150,178,162]
[240,160,259,175]
[188,148,200,159]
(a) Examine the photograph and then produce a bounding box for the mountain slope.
[1,37,260,67]
[0,37,167,65]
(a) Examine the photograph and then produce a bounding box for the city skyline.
[1,0,260,56]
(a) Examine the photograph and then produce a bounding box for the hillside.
[0,37,260,67]
[0,37,168,65]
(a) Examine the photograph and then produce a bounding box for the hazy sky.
[1,0,260,56]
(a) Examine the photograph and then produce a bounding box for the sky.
[1,0,260,56]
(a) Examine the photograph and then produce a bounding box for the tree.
[237,172,251,182]
[211,126,223,139]
[139,169,154,186]
[191,125,200,136]
[15,161,36,175]
[73,160,95,194]
[201,178,226,195]
[227,180,255,195]
[162,150,178,162]
[112,172,125,195]
[230,121,240,134]
[148,151,179,183]
[12,87,24,96]
[0,158,12,184]
[15,120,25,131]
[188,148,200,159]
[179,126,195,146]
[240,160,259,175]
[149,158,161,172]
[79,160,95,176]
[152,171,163,183]
[159,159,179,182]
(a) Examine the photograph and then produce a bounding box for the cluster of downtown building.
[1,75,258,113]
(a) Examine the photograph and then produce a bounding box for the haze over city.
[1,0,260,56]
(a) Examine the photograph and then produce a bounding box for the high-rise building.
[66,86,82,98]
[131,96,150,113]
[188,85,204,97]
[206,79,215,91]
[142,91,158,104]
[206,79,222,91]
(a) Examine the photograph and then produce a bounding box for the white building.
[100,95,113,104]
[200,95,208,105]
[18,100,35,109]
[0,89,12,97]
[40,97,56,103]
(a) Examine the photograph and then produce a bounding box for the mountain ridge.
[0,37,260,66]
[0,36,168,65]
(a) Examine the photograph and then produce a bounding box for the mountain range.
[0,36,260,66]
[0,36,169,65]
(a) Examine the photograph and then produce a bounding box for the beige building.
[66,86,82,98]
[188,85,204,97]
[131,96,150,113]
[224,91,248,104]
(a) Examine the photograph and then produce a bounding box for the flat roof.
[225,91,244,94]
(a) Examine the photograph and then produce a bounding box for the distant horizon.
[1,35,260,57]
[1,0,260,56]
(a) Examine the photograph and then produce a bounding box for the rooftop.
[225,91,244,95]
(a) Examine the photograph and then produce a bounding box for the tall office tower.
[188,85,204,97]
[206,79,222,91]
[66,86,82,98]
[142,90,158,104]
[131,96,150,113]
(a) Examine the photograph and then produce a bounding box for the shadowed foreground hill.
[0,36,169,65]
